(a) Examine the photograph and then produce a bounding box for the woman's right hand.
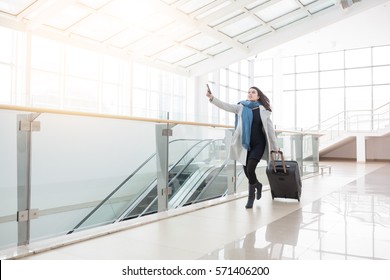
[206,86,213,100]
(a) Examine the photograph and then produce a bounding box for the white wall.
[321,138,356,160]
[366,134,390,160]
[320,134,390,160]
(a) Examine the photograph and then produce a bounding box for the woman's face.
[247,88,259,101]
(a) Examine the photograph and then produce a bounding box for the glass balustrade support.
[17,114,30,246]
[155,123,171,212]
[16,113,40,246]
[312,135,320,173]
[275,130,320,176]
[225,129,236,195]
[295,133,304,175]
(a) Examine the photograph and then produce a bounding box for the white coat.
[210,96,278,166]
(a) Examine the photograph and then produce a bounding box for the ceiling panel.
[300,0,318,4]
[205,43,231,56]
[270,10,309,29]
[0,0,36,15]
[245,0,270,10]
[208,10,243,27]
[184,34,220,51]
[108,28,147,48]
[177,0,215,14]
[195,1,232,20]
[237,26,272,44]
[44,5,90,30]
[177,52,209,68]
[309,1,336,13]
[0,0,386,76]
[255,0,300,22]
[102,0,157,23]
[158,46,198,63]
[78,0,110,10]
[219,16,262,37]
[159,23,198,42]
[129,35,174,57]
[71,13,125,42]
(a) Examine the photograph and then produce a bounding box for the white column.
[356,135,366,163]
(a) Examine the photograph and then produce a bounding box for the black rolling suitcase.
[266,151,302,201]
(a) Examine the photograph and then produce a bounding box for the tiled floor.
[2,160,390,260]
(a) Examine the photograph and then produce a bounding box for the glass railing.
[69,139,211,232]
[0,105,320,251]
[167,139,230,209]
[117,139,226,221]
[276,130,320,176]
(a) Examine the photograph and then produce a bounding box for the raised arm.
[206,86,240,114]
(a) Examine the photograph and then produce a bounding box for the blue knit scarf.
[235,100,261,151]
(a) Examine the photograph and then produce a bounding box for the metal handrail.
[305,102,390,132]
[304,102,390,147]
[1,104,322,136]
[0,104,233,129]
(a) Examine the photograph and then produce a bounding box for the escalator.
[118,138,231,220]
[171,161,245,208]
[68,138,233,234]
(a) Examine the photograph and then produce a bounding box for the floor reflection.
[202,164,390,260]
[201,208,304,260]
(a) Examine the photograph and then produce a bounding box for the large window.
[297,90,319,129]
[206,59,250,125]
[0,64,12,103]
[281,45,390,131]
[254,58,273,98]
[0,26,16,104]
[320,88,345,124]
[0,26,188,120]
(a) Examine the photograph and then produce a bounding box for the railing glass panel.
[121,139,216,219]
[276,130,319,176]
[166,124,229,208]
[167,140,227,208]
[29,113,157,238]
[0,110,18,249]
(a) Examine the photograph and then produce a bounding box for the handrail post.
[225,129,236,195]
[296,130,303,175]
[155,112,172,212]
[16,113,40,246]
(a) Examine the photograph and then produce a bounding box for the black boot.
[245,184,256,209]
[255,182,263,200]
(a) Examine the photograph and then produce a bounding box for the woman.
[206,86,278,208]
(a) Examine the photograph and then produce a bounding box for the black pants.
[243,140,266,185]
[243,158,260,185]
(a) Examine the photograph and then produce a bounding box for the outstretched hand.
[206,85,213,100]
[206,89,212,99]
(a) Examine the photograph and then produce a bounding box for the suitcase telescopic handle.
[270,150,287,174]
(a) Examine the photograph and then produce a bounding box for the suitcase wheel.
[271,191,275,200]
